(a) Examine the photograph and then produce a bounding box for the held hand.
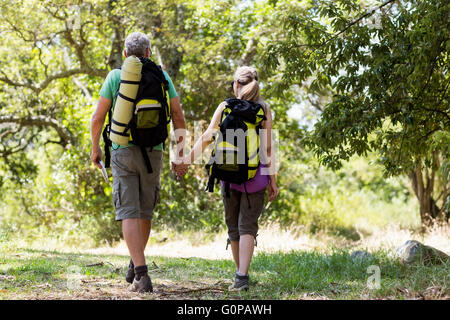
[91,146,103,169]
[268,179,278,202]
[171,161,189,178]
[177,163,189,177]
[171,161,178,173]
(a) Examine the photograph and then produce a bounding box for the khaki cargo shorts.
[111,146,163,221]
[222,186,266,241]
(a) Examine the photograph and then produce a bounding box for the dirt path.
[5,276,251,300]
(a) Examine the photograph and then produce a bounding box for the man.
[90,32,186,293]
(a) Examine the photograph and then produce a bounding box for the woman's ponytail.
[234,66,260,102]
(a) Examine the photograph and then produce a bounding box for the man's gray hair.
[124,32,151,57]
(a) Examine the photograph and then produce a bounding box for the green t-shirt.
[99,68,178,151]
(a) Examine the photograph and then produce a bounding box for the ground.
[0,224,449,300]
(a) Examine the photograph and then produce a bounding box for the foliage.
[0,0,446,244]
[262,0,450,223]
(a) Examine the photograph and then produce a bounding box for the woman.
[178,66,277,291]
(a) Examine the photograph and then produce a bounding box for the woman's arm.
[186,102,226,164]
[261,103,278,202]
[261,104,272,167]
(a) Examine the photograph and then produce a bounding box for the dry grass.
[21,222,448,260]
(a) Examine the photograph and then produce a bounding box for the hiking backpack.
[103,57,171,173]
[206,98,266,195]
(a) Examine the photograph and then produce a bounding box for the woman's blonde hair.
[234,66,260,102]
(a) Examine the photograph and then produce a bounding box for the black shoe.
[128,274,153,293]
[125,259,135,284]
[228,272,249,291]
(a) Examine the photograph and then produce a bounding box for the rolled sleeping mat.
[110,56,143,146]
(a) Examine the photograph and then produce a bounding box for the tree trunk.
[108,27,124,70]
[409,164,442,227]
[107,0,125,70]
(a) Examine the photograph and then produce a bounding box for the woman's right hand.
[268,177,278,202]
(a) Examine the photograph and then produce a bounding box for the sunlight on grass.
[0,223,448,300]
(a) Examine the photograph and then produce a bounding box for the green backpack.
[206,98,266,194]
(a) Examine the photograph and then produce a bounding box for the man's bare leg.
[140,219,152,251]
[122,218,145,267]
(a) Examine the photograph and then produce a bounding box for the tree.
[263,0,449,226]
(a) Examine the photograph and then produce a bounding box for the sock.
[134,265,148,281]
[129,259,134,269]
[236,271,247,277]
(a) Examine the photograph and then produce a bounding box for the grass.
[0,239,448,300]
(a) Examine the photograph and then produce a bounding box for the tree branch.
[294,0,397,49]
[0,67,107,93]
[0,115,75,146]
[329,0,396,40]
[239,37,259,66]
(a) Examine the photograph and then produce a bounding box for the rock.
[396,240,449,265]
[351,250,373,261]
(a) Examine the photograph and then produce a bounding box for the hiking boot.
[228,272,249,291]
[125,259,135,284]
[128,274,153,293]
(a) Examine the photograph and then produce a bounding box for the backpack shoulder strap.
[102,104,113,168]
[103,68,121,169]
[155,65,171,124]
[157,65,169,90]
